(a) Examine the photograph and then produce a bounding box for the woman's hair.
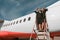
[42,8,48,11]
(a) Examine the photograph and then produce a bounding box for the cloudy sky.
[0,0,58,20]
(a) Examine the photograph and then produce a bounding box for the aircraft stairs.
[34,29,50,40]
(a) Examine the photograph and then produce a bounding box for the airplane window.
[3,25,5,27]
[16,21,18,24]
[23,18,26,22]
[11,23,12,25]
[28,17,31,21]
[5,24,7,27]
[13,21,15,25]
[9,23,10,26]
[4,25,6,27]
[3,24,7,27]
[20,20,22,23]
[8,24,10,26]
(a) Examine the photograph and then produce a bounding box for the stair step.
[37,32,47,34]
[34,29,50,40]
[38,36,47,39]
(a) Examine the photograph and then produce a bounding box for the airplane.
[0,0,60,40]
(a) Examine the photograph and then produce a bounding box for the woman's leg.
[39,24,42,31]
[42,22,44,29]
[42,19,47,32]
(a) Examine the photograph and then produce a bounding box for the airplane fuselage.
[0,0,60,39]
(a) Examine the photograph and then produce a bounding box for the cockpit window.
[28,17,31,21]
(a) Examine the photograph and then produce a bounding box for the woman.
[34,8,48,32]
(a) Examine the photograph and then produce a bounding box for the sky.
[0,0,58,20]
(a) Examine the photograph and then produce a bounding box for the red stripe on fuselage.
[0,31,60,39]
[0,31,37,38]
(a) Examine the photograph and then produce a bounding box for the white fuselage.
[0,0,60,33]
